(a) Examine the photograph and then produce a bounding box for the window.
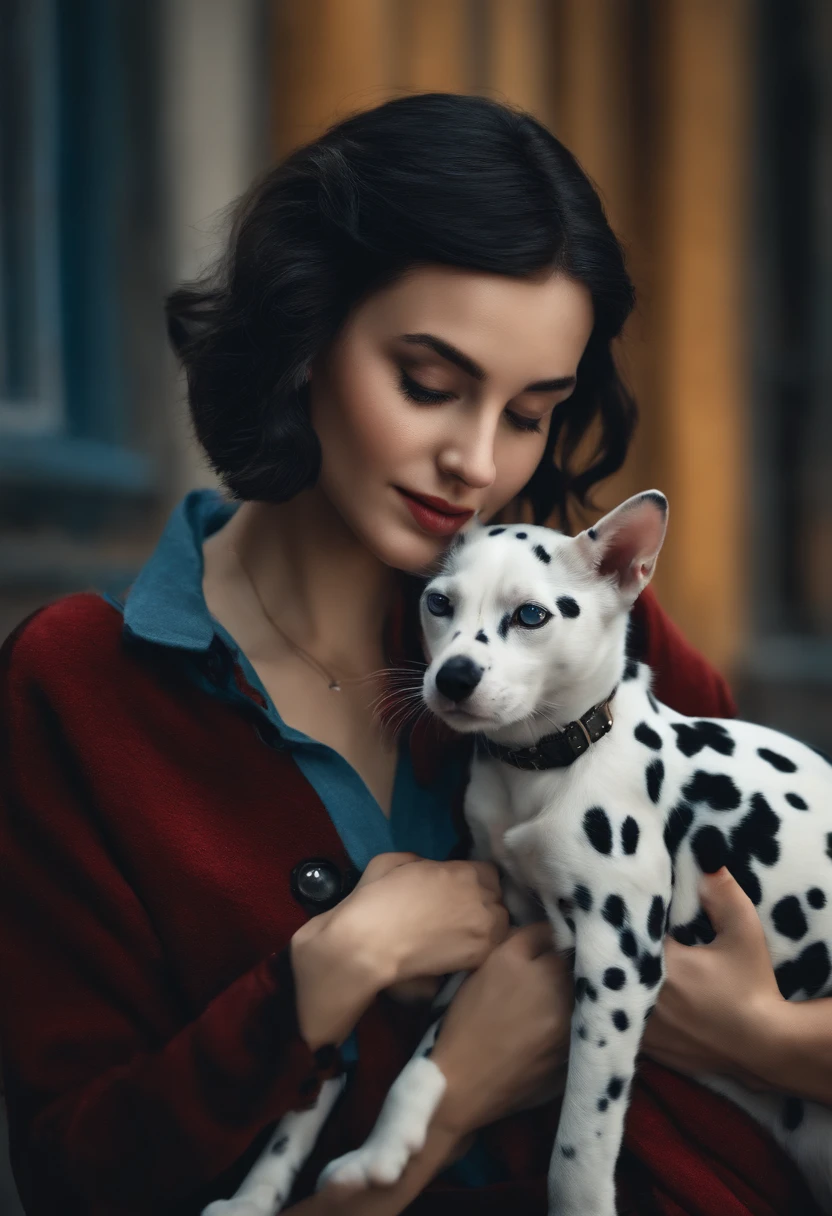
[0,0,160,507]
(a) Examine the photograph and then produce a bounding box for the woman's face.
[307,263,594,575]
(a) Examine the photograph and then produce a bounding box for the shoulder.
[1,593,128,690]
[630,586,737,719]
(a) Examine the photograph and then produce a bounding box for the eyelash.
[397,368,543,434]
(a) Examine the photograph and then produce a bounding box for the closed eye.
[397,368,545,434]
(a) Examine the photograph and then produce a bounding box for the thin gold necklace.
[236,550,383,692]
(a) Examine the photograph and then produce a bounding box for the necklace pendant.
[329,680,341,691]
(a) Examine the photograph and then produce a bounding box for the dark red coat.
[0,586,820,1215]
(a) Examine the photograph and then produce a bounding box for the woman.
[0,93,826,1216]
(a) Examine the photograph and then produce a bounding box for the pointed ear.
[576,491,668,601]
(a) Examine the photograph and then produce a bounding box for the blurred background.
[0,0,829,1204]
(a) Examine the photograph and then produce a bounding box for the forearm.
[744,997,832,1106]
[287,1125,468,1214]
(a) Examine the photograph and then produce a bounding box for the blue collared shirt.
[105,488,503,1188]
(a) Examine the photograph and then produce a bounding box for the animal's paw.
[317,1135,419,1191]
[202,1199,268,1216]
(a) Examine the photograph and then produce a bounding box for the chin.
[367,523,452,577]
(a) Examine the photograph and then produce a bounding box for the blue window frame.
[0,0,157,501]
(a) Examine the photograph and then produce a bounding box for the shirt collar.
[123,488,237,651]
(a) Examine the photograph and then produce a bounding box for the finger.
[508,919,556,958]
[489,903,511,945]
[355,851,423,889]
[466,860,502,894]
[697,866,760,941]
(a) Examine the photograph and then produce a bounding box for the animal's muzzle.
[435,656,483,703]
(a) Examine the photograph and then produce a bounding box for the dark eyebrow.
[399,332,577,393]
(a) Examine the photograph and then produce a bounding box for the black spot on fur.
[558,896,574,914]
[682,770,741,811]
[584,807,613,855]
[647,691,660,714]
[758,747,797,773]
[620,930,638,958]
[782,1097,805,1131]
[647,896,666,941]
[604,967,626,990]
[646,759,665,804]
[533,544,551,565]
[772,896,808,941]
[644,1003,656,1021]
[598,1097,609,1112]
[557,596,581,619]
[597,1039,607,1048]
[612,1010,629,1032]
[577,1024,588,1040]
[827,833,832,861]
[727,794,781,905]
[785,793,808,810]
[588,528,598,540]
[807,888,826,910]
[671,908,715,946]
[621,816,640,855]
[270,1134,289,1154]
[607,1076,624,1100]
[671,720,735,758]
[639,953,663,988]
[488,527,505,536]
[574,884,593,912]
[775,941,831,999]
[623,659,639,681]
[664,802,694,859]
[565,916,576,932]
[561,1145,576,1159]
[475,630,489,644]
[515,531,527,539]
[691,825,729,873]
[635,722,662,751]
[603,895,627,928]
[575,977,598,1003]
[497,613,511,640]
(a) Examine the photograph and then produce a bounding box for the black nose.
[435,656,483,702]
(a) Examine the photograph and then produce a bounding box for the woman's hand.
[640,866,785,1088]
[291,852,509,1050]
[430,921,573,1137]
[336,851,510,983]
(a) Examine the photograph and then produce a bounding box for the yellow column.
[651,0,750,672]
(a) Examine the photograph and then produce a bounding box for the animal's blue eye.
[515,603,550,628]
[426,592,452,617]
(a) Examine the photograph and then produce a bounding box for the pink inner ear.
[598,533,642,581]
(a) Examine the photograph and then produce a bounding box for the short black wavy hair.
[166,92,637,528]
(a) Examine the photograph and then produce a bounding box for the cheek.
[489,431,550,506]
[315,358,414,472]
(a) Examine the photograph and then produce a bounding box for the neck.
[206,486,397,674]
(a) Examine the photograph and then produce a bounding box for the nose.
[435,656,483,703]
[437,411,498,489]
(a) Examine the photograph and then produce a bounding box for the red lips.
[395,488,476,537]
[398,489,475,518]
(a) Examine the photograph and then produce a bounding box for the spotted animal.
[317,491,832,1216]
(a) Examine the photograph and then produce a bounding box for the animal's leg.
[700,1074,832,1214]
[546,892,668,1216]
[202,1076,346,1216]
[315,972,468,1193]
[316,1017,447,1191]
